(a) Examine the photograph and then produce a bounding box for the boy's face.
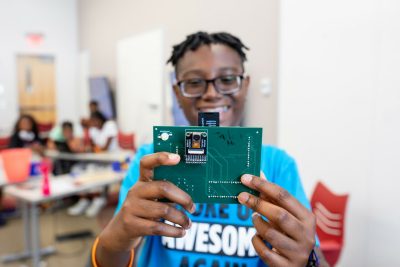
[62,127,73,140]
[90,118,102,129]
[173,44,249,126]
[89,104,98,114]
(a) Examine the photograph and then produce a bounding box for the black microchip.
[198,112,219,127]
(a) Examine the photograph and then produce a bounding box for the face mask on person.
[18,130,35,142]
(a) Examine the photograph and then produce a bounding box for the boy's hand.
[99,152,195,252]
[238,174,316,267]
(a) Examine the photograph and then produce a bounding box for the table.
[45,150,133,163]
[1,170,125,267]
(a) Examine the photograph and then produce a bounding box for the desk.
[45,150,133,163]
[1,171,125,267]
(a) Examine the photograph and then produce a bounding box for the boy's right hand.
[99,152,195,252]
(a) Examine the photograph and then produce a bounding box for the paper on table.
[73,171,120,185]
[50,178,77,195]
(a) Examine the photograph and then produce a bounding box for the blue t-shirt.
[116,144,313,267]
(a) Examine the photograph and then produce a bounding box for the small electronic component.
[198,112,219,127]
[157,131,172,142]
[160,132,170,141]
[185,130,207,164]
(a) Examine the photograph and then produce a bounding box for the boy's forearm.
[94,216,143,267]
[95,241,132,267]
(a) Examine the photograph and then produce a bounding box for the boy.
[93,32,327,267]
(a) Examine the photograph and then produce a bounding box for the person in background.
[81,100,100,129]
[8,114,44,155]
[60,121,86,153]
[89,111,118,152]
[1,114,44,226]
[89,100,99,114]
[48,121,86,174]
[47,121,85,151]
[68,112,118,217]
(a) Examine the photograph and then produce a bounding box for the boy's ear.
[243,75,251,89]
[239,75,250,99]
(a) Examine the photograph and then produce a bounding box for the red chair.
[311,182,349,266]
[0,137,10,151]
[118,132,136,152]
[37,122,54,140]
[37,122,54,133]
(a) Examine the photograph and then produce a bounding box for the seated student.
[89,111,118,152]
[48,121,86,174]
[68,112,118,217]
[81,100,100,129]
[8,114,44,155]
[61,121,86,153]
[47,121,85,152]
[1,114,44,226]
[93,32,328,267]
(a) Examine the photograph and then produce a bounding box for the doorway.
[17,54,57,124]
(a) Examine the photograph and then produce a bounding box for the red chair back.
[118,132,136,151]
[311,182,349,266]
[37,122,54,141]
[37,122,54,133]
[0,137,10,151]
[1,148,32,183]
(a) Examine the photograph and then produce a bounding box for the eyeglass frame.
[176,74,245,98]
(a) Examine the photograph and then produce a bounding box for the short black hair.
[89,100,98,106]
[167,31,249,71]
[61,121,73,130]
[90,111,107,124]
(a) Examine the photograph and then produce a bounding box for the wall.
[0,0,79,134]
[278,0,400,266]
[78,0,279,144]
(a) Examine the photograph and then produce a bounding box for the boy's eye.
[219,75,236,84]
[186,79,205,87]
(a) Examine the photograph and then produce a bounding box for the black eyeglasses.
[177,75,244,98]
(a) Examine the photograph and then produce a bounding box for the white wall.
[116,29,164,144]
[279,0,400,266]
[0,0,79,134]
[78,51,91,120]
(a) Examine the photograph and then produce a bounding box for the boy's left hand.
[238,174,316,267]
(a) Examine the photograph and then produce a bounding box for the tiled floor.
[0,206,115,267]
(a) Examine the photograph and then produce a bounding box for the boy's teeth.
[200,106,228,112]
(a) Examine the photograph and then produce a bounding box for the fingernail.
[181,229,186,237]
[187,219,192,229]
[252,212,260,218]
[189,203,196,214]
[241,174,252,184]
[168,153,180,161]
[238,192,249,203]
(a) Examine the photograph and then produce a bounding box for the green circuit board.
[153,126,262,203]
